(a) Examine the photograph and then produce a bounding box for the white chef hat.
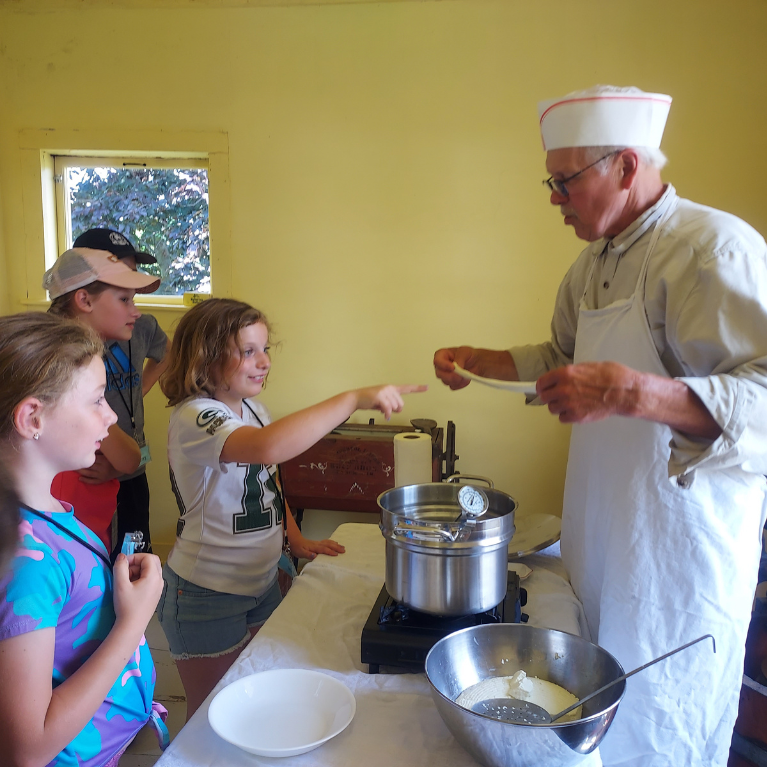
[538,85,672,151]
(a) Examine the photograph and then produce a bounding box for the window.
[53,156,210,299]
[17,128,230,308]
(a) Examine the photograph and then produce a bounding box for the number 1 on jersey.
[233,463,285,534]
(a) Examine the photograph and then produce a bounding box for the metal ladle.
[471,633,716,725]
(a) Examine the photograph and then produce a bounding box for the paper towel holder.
[372,416,458,480]
[409,418,458,481]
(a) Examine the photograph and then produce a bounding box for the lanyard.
[243,398,264,427]
[105,342,135,432]
[21,505,169,750]
[21,505,112,569]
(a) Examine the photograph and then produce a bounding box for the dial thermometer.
[458,485,489,518]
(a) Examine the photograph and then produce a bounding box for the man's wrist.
[620,369,647,419]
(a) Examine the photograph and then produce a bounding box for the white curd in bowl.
[455,670,582,722]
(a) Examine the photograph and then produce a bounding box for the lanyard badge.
[121,531,145,556]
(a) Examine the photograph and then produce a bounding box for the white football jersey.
[166,396,283,597]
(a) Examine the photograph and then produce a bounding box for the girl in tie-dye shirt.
[0,313,164,767]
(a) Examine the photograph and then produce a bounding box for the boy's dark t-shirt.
[105,313,167,481]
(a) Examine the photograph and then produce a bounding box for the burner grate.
[361,572,526,674]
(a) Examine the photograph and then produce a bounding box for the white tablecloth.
[156,522,600,767]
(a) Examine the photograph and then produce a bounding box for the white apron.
[561,196,767,767]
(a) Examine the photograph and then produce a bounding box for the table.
[156,522,601,767]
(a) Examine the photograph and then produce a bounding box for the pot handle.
[446,473,494,489]
[392,523,456,542]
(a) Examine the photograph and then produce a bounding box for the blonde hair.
[0,312,104,443]
[161,299,271,407]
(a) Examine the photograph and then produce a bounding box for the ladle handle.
[549,633,716,724]
[392,523,456,542]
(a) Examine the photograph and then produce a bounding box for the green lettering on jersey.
[233,463,285,534]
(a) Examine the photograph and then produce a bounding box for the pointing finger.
[396,384,429,395]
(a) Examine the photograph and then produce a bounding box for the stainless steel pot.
[377,475,517,616]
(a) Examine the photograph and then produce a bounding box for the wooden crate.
[281,424,442,514]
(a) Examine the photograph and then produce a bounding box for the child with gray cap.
[71,228,169,557]
[45,247,160,549]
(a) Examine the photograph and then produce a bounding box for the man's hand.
[433,347,518,390]
[78,453,122,484]
[537,361,723,438]
[536,362,641,423]
[433,347,473,390]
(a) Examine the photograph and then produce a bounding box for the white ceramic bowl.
[208,668,356,757]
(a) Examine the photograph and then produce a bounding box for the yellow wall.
[2,0,767,550]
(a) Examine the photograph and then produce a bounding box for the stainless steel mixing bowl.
[425,624,625,767]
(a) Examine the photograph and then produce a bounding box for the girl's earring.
[33,433,40,441]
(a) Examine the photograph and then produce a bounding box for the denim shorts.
[157,563,283,660]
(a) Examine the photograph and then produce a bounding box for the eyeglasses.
[542,150,621,197]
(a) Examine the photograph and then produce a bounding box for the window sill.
[19,299,190,312]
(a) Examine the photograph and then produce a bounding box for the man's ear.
[73,288,94,314]
[618,149,640,190]
[13,397,45,441]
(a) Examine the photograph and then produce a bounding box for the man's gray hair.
[570,85,668,170]
[581,145,668,171]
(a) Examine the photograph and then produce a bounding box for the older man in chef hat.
[434,85,767,766]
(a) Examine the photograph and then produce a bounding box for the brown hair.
[161,299,271,407]
[48,281,111,317]
[0,312,104,442]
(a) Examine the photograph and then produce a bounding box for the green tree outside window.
[67,166,210,297]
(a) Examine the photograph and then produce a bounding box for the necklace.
[21,504,112,569]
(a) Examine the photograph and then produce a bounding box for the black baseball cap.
[72,228,157,265]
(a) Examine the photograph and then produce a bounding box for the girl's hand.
[289,534,346,560]
[112,553,164,631]
[354,384,428,420]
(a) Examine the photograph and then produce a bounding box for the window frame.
[17,129,231,309]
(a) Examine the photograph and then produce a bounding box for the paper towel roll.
[394,432,433,487]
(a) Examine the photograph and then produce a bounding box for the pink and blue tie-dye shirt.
[0,505,156,767]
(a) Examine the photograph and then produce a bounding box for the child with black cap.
[71,228,169,557]
[45,247,160,548]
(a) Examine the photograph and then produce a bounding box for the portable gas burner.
[360,571,527,674]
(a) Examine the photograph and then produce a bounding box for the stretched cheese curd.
[455,670,582,722]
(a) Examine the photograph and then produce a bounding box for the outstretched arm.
[220,384,427,465]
